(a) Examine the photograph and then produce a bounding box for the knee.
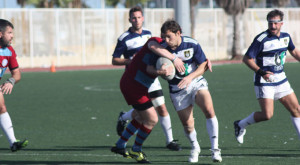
[261,112,273,121]
[183,125,195,134]
[155,105,169,117]
[147,115,158,127]
[0,105,7,114]
[182,120,195,134]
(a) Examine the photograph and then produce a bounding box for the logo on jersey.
[284,38,288,46]
[184,51,191,58]
[274,51,286,71]
[1,59,8,67]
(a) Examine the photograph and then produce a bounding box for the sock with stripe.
[116,119,141,149]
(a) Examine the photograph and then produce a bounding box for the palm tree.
[216,0,249,59]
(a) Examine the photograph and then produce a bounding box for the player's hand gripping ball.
[156,57,176,81]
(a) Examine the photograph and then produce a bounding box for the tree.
[216,0,249,59]
[270,0,290,7]
[105,0,149,8]
[17,0,87,8]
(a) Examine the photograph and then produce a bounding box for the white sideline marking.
[0,153,115,157]
[84,85,120,92]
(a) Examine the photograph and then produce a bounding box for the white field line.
[0,153,300,159]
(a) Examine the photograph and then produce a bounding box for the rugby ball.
[156,57,176,81]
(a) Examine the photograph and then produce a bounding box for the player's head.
[0,19,14,47]
[266,9,284,36]
[129,6,144,31]
[160,20,182,50]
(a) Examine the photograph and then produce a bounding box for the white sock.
[158,115,174,144]
[0,112,16,146]
[291,116,300,139]
[185,129,200,151]
[206,116,219,149]
[121,108,134,121]
[239,112,256,129]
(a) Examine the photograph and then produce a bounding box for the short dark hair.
[129,6,143,18]
[0,19,14,33]
[161,20,182,34]
[267,9,284,21]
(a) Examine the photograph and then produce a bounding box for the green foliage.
[105,0,149,8]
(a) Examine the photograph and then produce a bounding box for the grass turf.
[0,63,299,164]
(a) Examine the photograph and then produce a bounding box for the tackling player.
[111,37,185,163]
[112,6,181,151]
[0,19,28,152]
[234,9,300,144]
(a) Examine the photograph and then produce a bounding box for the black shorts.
[132,101,153,111]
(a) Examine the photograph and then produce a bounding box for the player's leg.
[149,78,181,150]
[116,108,135,136]
[0,93,28,152]
[129,102,158,163]
[195,89,222,162]
[235,85,275,143]
[279,92,300,138]
[176,105,200,163]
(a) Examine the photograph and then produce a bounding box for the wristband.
[171,56,177,62]
[6,77,15,86]
[256,69,267,76]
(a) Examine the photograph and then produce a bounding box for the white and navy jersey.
[112,28,152,60]
[162,36,207,93]
[245,30,295,86]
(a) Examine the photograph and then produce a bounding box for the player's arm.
[112,57,131,66]
[1,68,21,95]
[177,61,207,89]
[147,40,185,73]
[146,64,173,77]
[289,47,300,61]
[243,55,273,81]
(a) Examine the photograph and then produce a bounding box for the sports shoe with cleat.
[166,140,182,151]
[116,111,128,136]
[111,146,131,158]
[129,149,150,164]
[11,139,28,152]
[234,120,246,144]
[210,149,222,163]
[188,148,200,163]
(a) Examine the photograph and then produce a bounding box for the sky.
[0,0,103,8]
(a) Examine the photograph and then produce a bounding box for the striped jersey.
[112,28,152,60]
[0,46,19,79]
[150,36,207,93]
[245,30,295,86]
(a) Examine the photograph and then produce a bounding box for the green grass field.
[0,63,299,165]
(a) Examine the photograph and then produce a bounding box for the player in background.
[234,9,300,144]
[148,20,222,163]
[0,19,28,152]
[111,37,185,163]
[112,6,181,151]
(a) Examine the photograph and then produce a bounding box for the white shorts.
[170,77,208,111]
[148,78,162,93]
[255,81,294,100]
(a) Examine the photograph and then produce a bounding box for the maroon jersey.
[0,46,19,79]
[120,37,163,105]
